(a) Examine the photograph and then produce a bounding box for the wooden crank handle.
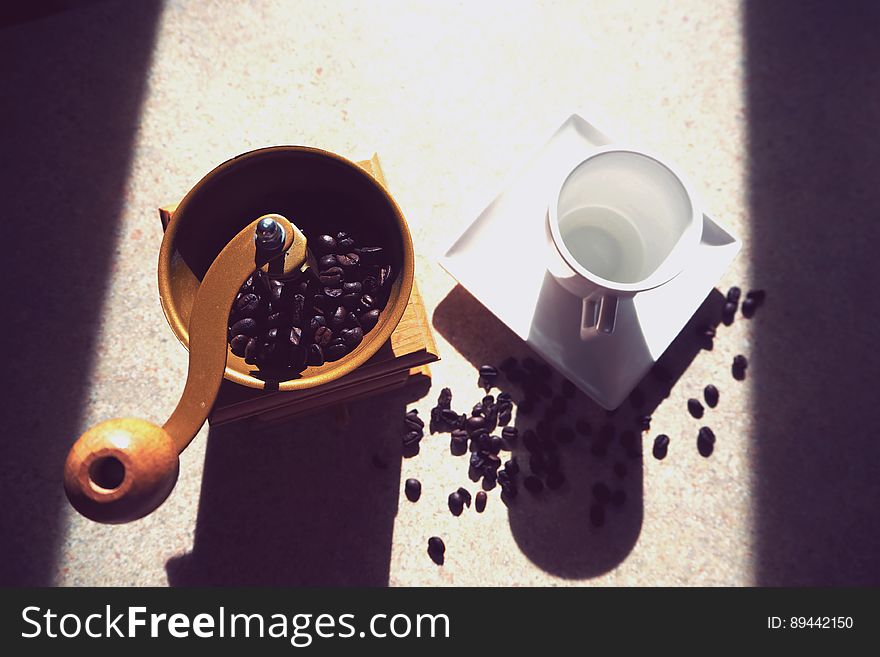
[63,214,307,523]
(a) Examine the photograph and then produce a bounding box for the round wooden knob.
[63,418,179,524]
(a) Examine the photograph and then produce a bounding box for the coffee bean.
[726,286,742,303]
[697,426,715,457]
[504,457,519,476]
[732,354,748,380]
[244,337,259,364]
[501,426,518,443]
[497,407,512,426]
[448,491,464,516]
[613,461,628,478]
[704,384,719,408]
[230,317,259,336]
[362,276,379,294]
[265,311,286,328]
[355,245,383,264]
[337,253,360,268]
[318,267,343,286]
[326,342,348,361]
[637,414,652,431]
[427,537,445,564]
[404,478,421,502]
[378,264,393,286]
[561,379,576,398]
[341,326,363,349]
[479,364,498,390]
[466,415,486,434]
[437,387,452,409]
[319,254,338,269]
[722,301,737,325]
[590,504,605,528]
[687,398,705,419]
[546,471,565,490]
[314,326,333,347]
[457,487,472,507]
[653,434,669,460]
[611,489,626,507]
[475,490,487,512]
[524,476,544,494]
[746,289,766,304]
[487,435,502,454]
[323,286,343,299]
[288,326,303,347]
[315,234,337,255]
[230,334,249,357]
[330,305,347,328]
[357,294,376,312]
[307,343,324,366]
[741,297,757,318]
[360,309,380,331]
[234,293,260,316]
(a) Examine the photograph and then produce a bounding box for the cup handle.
[581,293,619,338]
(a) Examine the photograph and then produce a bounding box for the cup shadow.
[433,284,723,578]
[166,381,428,586]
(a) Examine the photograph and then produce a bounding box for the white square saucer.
[439,114,741,409]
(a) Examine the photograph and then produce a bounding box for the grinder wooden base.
[158,154,439,427]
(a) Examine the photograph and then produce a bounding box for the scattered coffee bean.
[704,384,719,408]
[746,289,766,304]
[504,457,520,476]
[637,414,652,431]
[448,491,465,516]
[427,537,445,564]
[478,364,498,390]
[741,297,757,318]
[404,478,421,502]
[697,426,716,457]
[653,434,670,460]
[732,354,748,380]
[457,487,472,508]
[403,430,422,447]
[687,398,705,419]
[722,301,737,325]
[726,286,741,303]
[475,490,487,512]
[501,426,518,443]
[590,503,605,528]
[524,476,544,494]
[592,482,611,504]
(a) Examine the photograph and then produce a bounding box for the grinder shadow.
[433,284,723,578]
[166,382,427,586]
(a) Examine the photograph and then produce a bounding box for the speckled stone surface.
[3,0,878,586]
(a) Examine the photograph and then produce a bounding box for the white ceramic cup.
[547,145,703,338]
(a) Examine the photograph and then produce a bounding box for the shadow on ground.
[166,380,429,586]
[745,0,880,585]
[0,0,163,585]
[433,284,723,578]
